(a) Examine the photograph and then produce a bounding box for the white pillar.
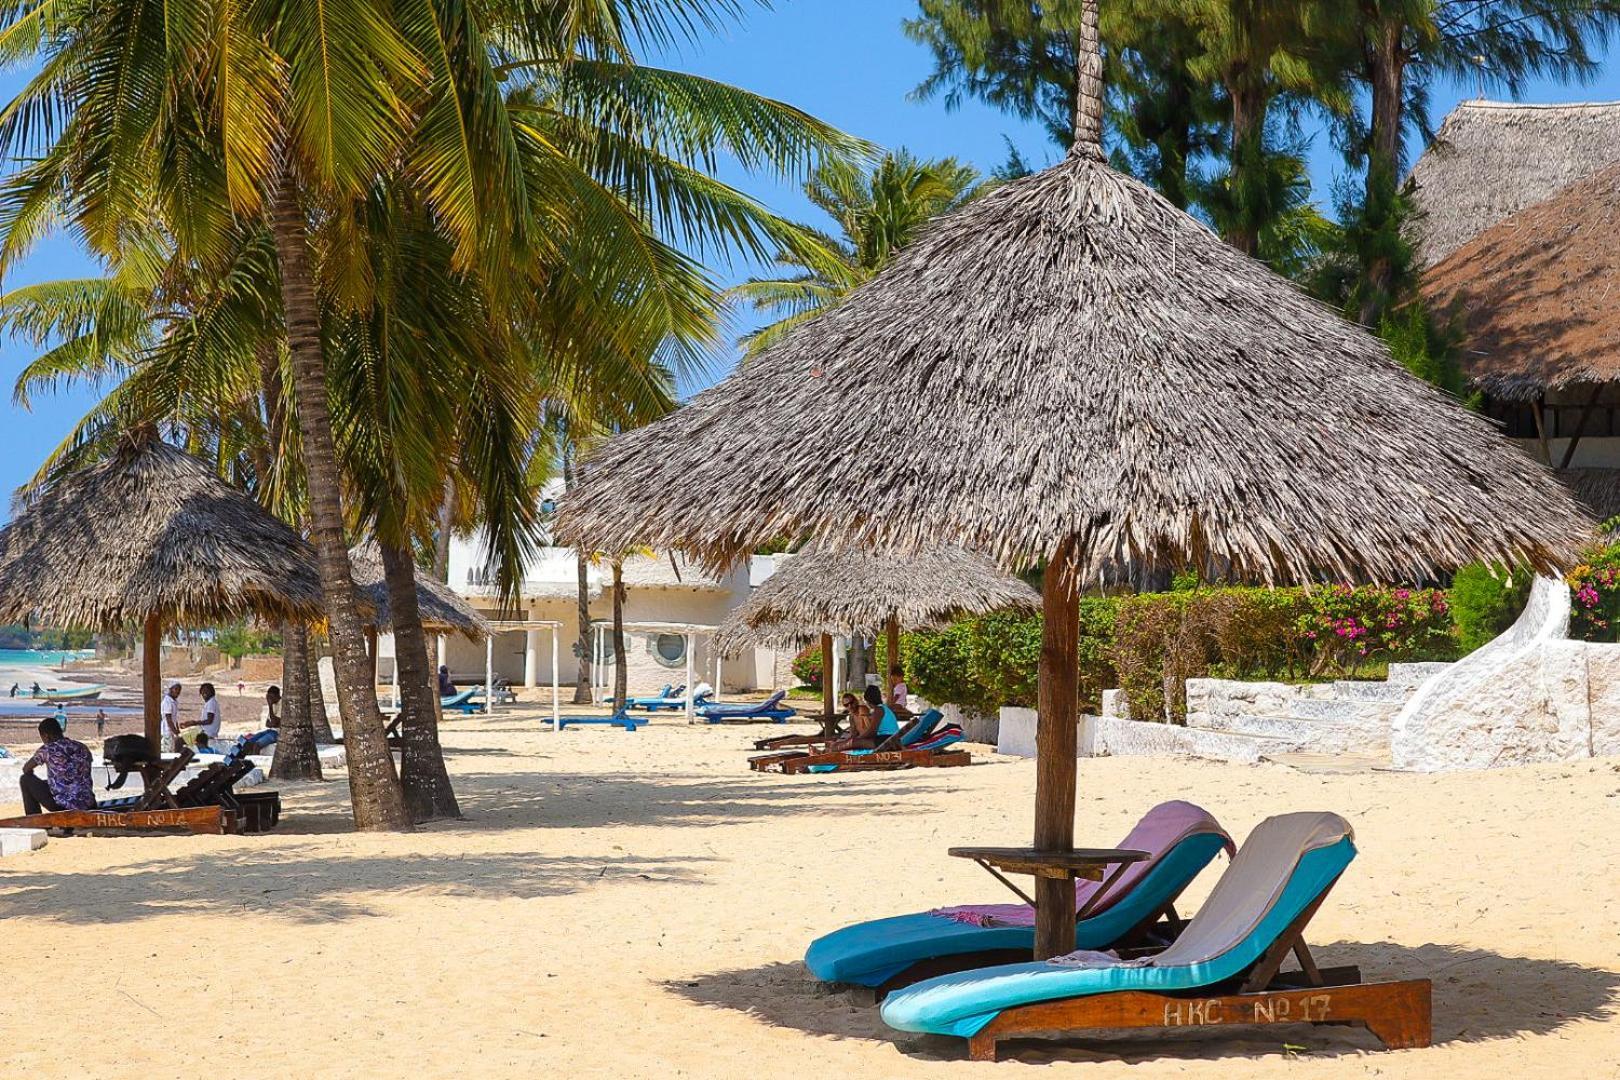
[683,632,695,723]
[391,657,399,711]
[551,626,561,732]
[831,637,844,698]
[484,635,493,715]
[436,634,447,672]
[524,628,538,688]
[714,650,723,704]
[593,625,603,705]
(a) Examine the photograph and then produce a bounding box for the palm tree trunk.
[382,539,460,821]
[433,474,455,582]
[308,643,336,742]
[1226,82,1266,257]
[270,163,409,831]
[611,558,627,705]
[270,622,322,781]
[1360,18,1405,326]
[564,451,593,704]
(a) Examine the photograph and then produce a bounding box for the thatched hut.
[0,439,324,745]
[560,3,1592,959]
[347,541,490,641]
[1405,99,1620,269]
[1420,161,1620,481]
[713,547,1039,719]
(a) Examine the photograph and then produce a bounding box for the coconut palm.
[0,0,862,828]
[729,150,985,359]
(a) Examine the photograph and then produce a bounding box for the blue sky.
[1,0,1618,500]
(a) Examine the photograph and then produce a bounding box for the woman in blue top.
[864,685,899,741]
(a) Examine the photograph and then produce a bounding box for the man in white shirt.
[193,682,223,745]
[159,682,183,752]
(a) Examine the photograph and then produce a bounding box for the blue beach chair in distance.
[879,811,1432,1061]
[697,689,794,723]
[805,801,1233,996]
[557,712,642,731]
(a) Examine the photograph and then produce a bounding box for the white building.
[428,535,792,698]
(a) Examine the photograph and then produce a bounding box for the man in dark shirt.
[19,717,95,815]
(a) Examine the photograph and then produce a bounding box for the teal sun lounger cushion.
[880,830,1355,1038]
[804,831,1230,988]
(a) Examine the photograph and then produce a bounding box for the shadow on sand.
[0,846,712,924]
[666,942,1620,1065]
[263,768,964,835]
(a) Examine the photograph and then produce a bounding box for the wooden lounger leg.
[1359,979,1432,1049]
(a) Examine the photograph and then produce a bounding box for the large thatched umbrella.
[560,4,1592,958]
[0,439,324,747]
[714,548,1039,721]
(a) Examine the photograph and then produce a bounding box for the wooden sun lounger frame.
[0,804,233,834]
[750,746,970,773]
[957,880,1432,1062]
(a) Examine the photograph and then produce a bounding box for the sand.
[1,704,1617,1079]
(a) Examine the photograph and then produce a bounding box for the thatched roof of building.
[1420,161,1620,401]
[712,548,1039,651]
[0,440,324,628]
[348,541,491,640]
[1560,468,1620,523]
[558,150,1592,584]
[1406,100,1620,268]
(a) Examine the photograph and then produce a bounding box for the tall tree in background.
[905,0,1220,209]
[730,150,983,357]
[1332,0,1620,324]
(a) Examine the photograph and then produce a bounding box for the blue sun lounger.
[558,710,642,731]
[879,811,1432,1061]
[805,801,1232,994]
[698,690,793,723]
[606,683,671,709]
[441,688,480,714]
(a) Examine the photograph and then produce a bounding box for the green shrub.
[1449,564,1530,652]
[1296,584,1452,677]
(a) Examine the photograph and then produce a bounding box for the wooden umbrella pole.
[819,633,834,728]
[885,614,901,694]
[142,613,162,748]
[1033,540,1081,959]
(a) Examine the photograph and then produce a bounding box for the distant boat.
[35,684,104,702]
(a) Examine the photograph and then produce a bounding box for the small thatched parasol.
[714,548,1038,720]
[0,439,324,746]
[347,541,490,641]
[560,2,1593,958]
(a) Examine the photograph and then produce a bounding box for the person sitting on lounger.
[438,665,455,696]
[865,684,901,743]
[19,717,95,816]
[827,693,875,751]
[262,685,281,729]
[887,665,909,711]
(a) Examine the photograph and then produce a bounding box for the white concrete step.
[1384,661,1452,688]
[1186,710,1317,743]
[0,828,47,856]
[1324,680,1414,703]
[1284,697,1400,723]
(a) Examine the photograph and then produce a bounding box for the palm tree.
[730,150,984,358]
[0,0,862,828]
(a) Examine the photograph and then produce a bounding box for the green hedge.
[905,580,1467,725]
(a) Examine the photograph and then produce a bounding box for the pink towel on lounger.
[929,800,1235,928]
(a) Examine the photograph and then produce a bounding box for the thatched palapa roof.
[1420,161,1620,401]
[559,151,1591,583]
[0,440,324,628]
[712,548,1039,652]
[1406,100,1620,268]
[348,541,491,640]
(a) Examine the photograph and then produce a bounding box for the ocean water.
[0,650,121,721]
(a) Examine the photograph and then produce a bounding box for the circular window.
[654,634,687,666]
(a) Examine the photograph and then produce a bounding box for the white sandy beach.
[1,705,1617,1079]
